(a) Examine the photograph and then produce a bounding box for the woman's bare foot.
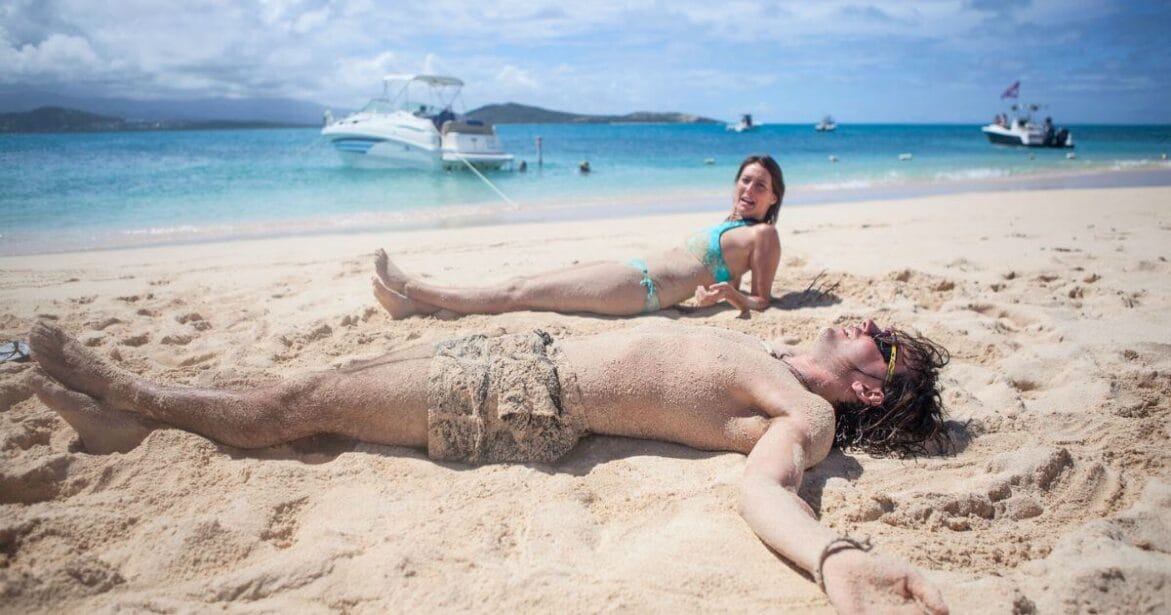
[374,249,411,293]
[29,369,155,454]
[28,321,137,411]
[372,277,434,319]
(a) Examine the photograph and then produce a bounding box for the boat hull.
[981,124,1073,148]
[332,138,439,170]
[321,110,513,170]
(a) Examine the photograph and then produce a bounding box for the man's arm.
[740,419,948,614]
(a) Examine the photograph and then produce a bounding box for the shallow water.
[1,123,1169,255]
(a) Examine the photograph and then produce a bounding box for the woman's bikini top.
[684,219,754,283]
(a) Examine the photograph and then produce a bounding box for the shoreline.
[3,164,1170,258]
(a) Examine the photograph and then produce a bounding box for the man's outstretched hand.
[822,549,948,615]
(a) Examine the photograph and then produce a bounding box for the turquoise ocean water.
[1,123,1169,256]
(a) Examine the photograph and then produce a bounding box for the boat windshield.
[360,98,445,117]
[360,99,398,114]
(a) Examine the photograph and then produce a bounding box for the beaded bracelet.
[813,536,872,592]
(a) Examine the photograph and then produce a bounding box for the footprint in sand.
[862,447,1123,537]
[178,352,216,368]
[963,303,1043,333]
[120,333,150,347]
[1107,363,1169,419]
[0,417,54,451]
[0,454,71,505]
[259,496,310,549]
[87,317,123,331]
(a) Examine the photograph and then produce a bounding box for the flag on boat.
[1000,81,1020,99]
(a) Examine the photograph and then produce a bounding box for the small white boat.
[981,82,1073,148]
[981,105,1073,148]
[815,115,837,132]
[726,113,755,133]
[322,74,514,170]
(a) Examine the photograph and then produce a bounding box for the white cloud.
[292,7,331,34]
[0,0,1164,121]
[333,51,400,91]
[0,33,103,81]
[494,65,538,91]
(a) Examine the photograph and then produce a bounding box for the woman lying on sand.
[372,154,784,318]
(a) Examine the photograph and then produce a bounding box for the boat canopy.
[383,74,464,87]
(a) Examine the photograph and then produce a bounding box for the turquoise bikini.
[625,219,754,313]
[626,257,661,313]
[684,219,754,283]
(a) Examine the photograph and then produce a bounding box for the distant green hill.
[0,106,311,133]
[0,106,126,132]
[1,102,721,133]
[466,102,720,125]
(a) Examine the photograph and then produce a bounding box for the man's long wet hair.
[730,154,785,224]
[833,328,951,457]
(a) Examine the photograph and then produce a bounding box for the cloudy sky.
[2,0,1168,123]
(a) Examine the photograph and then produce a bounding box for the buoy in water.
[898,153,913,161]
[1066,152,1077,160]
[828,155,838,163]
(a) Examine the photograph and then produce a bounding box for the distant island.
[0,106,310,133]
[465,103,720,125]
[0,103,720,133]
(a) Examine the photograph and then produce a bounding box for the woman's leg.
[29,322,431,451]
[373,250,441,319]
[374,249,651,316]
[372,277,438,319]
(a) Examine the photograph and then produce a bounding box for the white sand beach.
[1,186,1169,612]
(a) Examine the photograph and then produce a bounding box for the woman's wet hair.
[733,154,785,224]
[832,328,952,457]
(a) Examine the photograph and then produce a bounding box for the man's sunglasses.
[873,330,898,384]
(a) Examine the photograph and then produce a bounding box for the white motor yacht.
[815,115,837,132]
[322,74,514,170]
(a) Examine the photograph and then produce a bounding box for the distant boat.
[815,115,837,132]
[981,82,1073,148]
[726,113,755,133]
[321,74,514,170]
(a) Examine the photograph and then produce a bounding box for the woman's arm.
[744,223,781,308]
[741,419,948,614]
[695,225,781,311]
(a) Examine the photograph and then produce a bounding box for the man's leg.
[29,322,431,451]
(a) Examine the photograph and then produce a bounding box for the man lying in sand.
[29,319,949,614]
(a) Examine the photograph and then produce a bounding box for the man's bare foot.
[28,321,137,411]
[29,369,155,454]
[373,277,427,319]
[374,248,411,293]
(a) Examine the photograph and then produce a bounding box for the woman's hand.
[694,282,732,307]
[822,549,948,615]
[696,282,753,311]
